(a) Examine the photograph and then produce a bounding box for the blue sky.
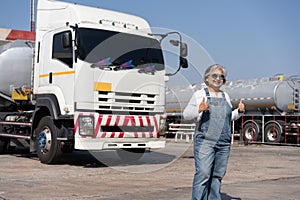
[1,0,299,82]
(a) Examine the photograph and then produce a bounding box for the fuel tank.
[223,77,300,113]
[166,76,300,116]
[166,84,201,116]
[0,40,34,108]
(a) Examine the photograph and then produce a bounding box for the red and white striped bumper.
[74,113,166,150]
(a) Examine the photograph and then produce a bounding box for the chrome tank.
[166,77,300,116]
[166,84,201,116]
[222,77,300,113]
[0,40,34,97]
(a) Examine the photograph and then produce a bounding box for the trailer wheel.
[264,121,284,143]
[35,116,62,164]
[116,148,145,162]
[243,121,260,142]
[0,137,10,154]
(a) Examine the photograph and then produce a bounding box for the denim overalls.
[192,88,232,200]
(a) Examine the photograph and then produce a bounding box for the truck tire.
[35,116,62,164]
[242,121,260,142]
[0,137,10,154]
[116,148,145,162]
[264,121,284,143]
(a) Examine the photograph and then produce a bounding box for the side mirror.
[180,42,188,57]
[170,40,188,57]
[180,57,188,68]
[62,32,72,49]
[165,36,189,76]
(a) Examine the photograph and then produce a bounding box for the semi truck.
[0,0,188,163]
[166,75,300,145]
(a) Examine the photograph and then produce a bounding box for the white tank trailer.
[166,76,300,144]
[224,77,300,144]
[223,77,300,114]
[0,40,34,109]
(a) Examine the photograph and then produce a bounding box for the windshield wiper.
[119,60,134,69]
[91,58,136,71]
[90,57,117,70]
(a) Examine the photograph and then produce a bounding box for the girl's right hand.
[198,97,209,112]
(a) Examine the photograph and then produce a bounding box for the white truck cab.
[0,0,188,164]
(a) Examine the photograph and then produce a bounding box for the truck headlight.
[79,116,94,136]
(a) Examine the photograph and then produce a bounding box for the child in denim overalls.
[183,64,245,200]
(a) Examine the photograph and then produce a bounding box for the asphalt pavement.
[0,140,299,200]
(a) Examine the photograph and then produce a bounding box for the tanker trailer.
[0,38,35,153]
[165,76,300,144]
[0,40,34,111]
[222,76,300,144]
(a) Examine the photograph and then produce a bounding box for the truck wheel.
[116,148,145,162]
[0,137,10,154]
[35,116,62,164]
[243,122,260,142]
[264,121,284,143]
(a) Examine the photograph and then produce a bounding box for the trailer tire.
[243,121,260,142]
[264,121,284,143]
[35,116,62,164]
[116,148,145,162]
[0,137,10,154]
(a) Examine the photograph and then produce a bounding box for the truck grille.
[97,91,157,113]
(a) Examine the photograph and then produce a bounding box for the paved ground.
[0,140,299,200]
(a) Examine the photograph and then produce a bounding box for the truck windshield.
[76,28,164,70]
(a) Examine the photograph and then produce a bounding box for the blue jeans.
[192,132,231,200]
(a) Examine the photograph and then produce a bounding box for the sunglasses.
[211,73,225,81]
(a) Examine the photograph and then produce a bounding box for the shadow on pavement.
[6,147,177,169]
[221,192,242,200]
[61,149,177,169]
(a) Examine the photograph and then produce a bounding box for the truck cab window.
[77,28,164,70]
[52,31,73,67]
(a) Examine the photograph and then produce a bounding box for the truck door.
[37,30,75,115]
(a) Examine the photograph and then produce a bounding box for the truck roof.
[36,0,152,42]
[0,28,35,45]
